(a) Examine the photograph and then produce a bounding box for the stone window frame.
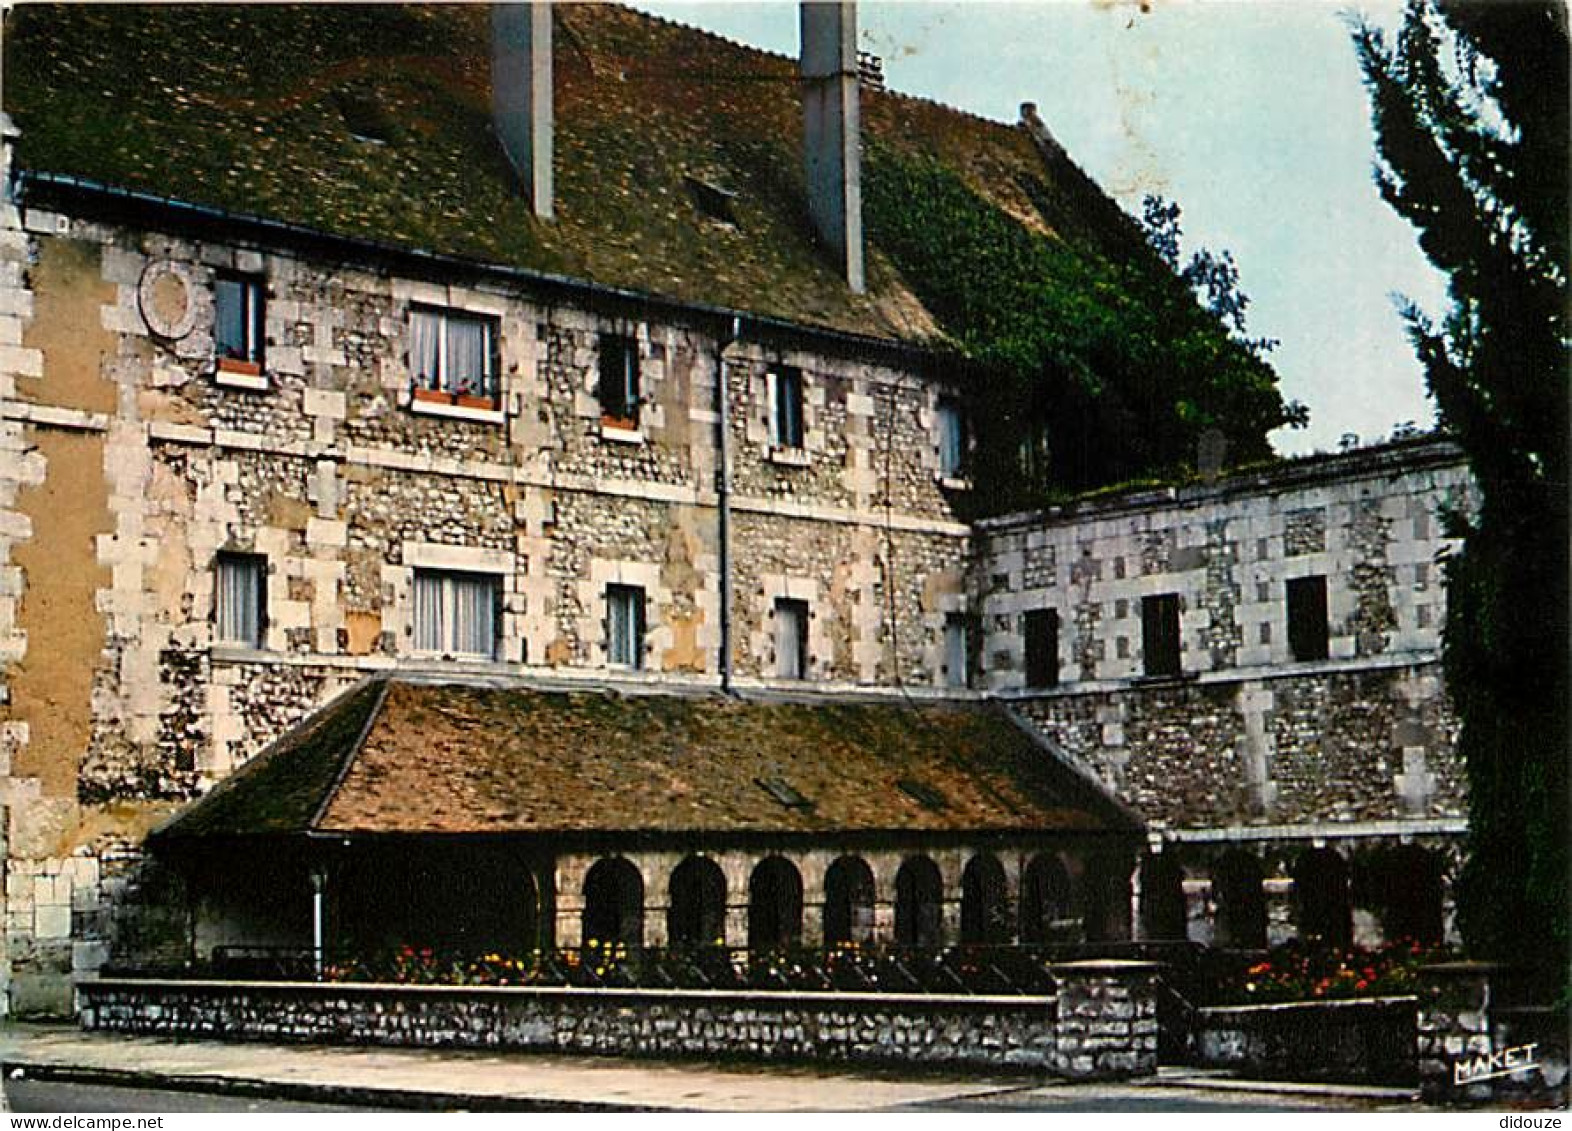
[213,549,269,650]
[393,543,521,666]
[755,574,825,682]
[582,558,669,672]
[587,321,665,445]
[930,389,972,490]
[605,582,647,671]
[407,305,503,419]
[767,366,805,451]
[410,567,503,662]
[751,359,822,468]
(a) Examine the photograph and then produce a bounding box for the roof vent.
[685,174,739,226]
[332,88,398,146]
[756,775,812,809]
[896,777,947,811]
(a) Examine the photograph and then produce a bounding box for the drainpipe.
[716,316,742,693]
[309,865,327,981]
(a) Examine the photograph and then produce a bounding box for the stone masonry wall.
[977,443,1470,833]
[0,199,971,1014]
[79,965,1160,1079]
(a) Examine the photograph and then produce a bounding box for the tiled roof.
[153,679,1142,841]
[4,3,1147,343]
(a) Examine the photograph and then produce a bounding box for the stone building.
[0,2,1468,1016]
[975,439,1471,950]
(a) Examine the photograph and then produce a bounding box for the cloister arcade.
[552,844,1133,951]
[548,836,1458,955]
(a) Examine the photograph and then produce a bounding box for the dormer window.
[410,308,499,411]
[599,334,641,431]
[214,273,266,388]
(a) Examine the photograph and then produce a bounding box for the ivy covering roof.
[152,679,1142,841]
[6,2,1149,343]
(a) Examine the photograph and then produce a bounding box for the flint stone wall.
[79,963,1160,1078]
[1193,996,1418,1085]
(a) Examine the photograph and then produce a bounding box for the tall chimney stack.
[492,2,553,220]
[800,2,864,293]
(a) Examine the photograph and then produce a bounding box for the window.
[599,334,641,428]
[410,308,498,403]
[214,552,267,648]
[1286,575,1330,661]
[775,597,809,679]
[214,274,265,369]
[1141,593,1182,677]
[606,584,646,670]
[1024,608,1060,689]
[943,613,972,688]
[770,367,804,449]
[413,569,500,659]
[936,397,967,478]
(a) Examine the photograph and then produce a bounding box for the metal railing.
[107,942,1112,996]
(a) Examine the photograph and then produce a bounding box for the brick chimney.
[800,2,864,293]
[492,2,553,220]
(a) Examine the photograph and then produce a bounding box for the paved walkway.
[0,1023,1420,1112]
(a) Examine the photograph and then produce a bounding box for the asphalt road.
[3,1078,1392,1114]
[4,1079,392,1113]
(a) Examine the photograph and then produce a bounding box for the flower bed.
[1205,939,1451,1005]
[221,942,1065,996]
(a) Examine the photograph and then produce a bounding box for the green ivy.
[863,147,1296,509]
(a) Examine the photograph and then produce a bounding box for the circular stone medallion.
[137,260,200,340]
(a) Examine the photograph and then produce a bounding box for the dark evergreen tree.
[1352,1,1568,990]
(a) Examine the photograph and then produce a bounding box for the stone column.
[1051,959,1161,1079]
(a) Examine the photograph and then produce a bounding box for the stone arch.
[582,857,644,948]
[1293,847,1352,948]
[894,855,944,946]
[1213,851,1267,949]
[748,856,803,949]
[1080,851,1133,942]
[1356,844,1446,945]
[1139,853,1188,941]
[822,855,875,946]
[1019,852,1074,943]
[668,856,727,949]
[959,853,1010,944]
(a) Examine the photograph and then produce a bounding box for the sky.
[634,0,1452,457]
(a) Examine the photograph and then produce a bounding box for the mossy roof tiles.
[153,679,1140,840]
[4,2,1139,343]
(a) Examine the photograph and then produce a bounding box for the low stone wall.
[78,962,1159,1079]
[1194,997,1418,1085]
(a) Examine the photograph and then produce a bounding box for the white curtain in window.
[607,588,633,667]
[414,571,496,657]
[216,556,262,646]
[411,310,441,390]
[939,403,964,476]
[776,600,804,679]
[451,573,496,657]
[446,317,488,395]
[414,571,443,652]
[945,618,968,688]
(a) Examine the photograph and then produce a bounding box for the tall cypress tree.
[1352,2,1568,990]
